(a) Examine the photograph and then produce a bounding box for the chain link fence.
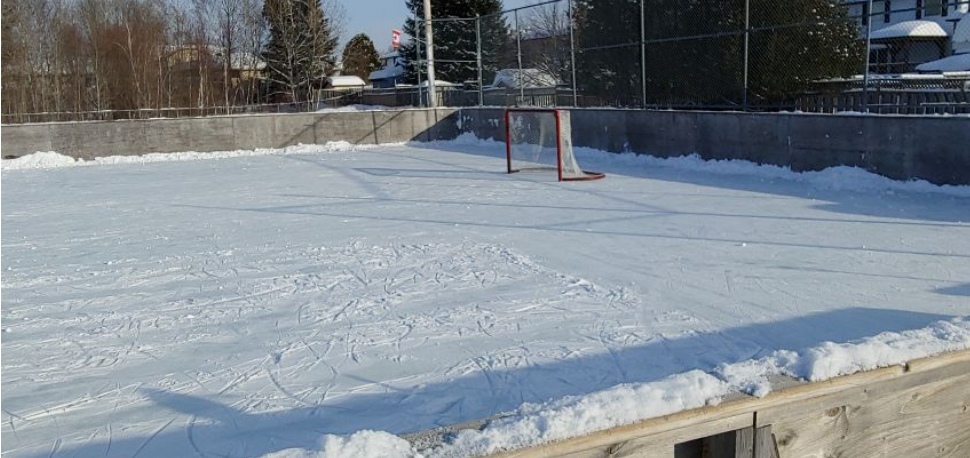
[412,0,969,114]
[4,0,967,124]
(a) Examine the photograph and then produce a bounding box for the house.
[369,51,405,88]
[852,0,970,73]
[167,45,266,82]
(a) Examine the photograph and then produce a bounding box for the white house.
[852,0,970,73]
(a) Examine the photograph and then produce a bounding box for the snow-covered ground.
[2,137,969,458]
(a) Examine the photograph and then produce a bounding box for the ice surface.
[2,136,968,458]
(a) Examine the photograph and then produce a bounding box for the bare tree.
[215,0,240,109]
[1,0,272,119]
[521,0,572,86]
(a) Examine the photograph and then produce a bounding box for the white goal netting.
[506,110,603,181]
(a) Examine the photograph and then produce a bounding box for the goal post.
[505,109,605,182]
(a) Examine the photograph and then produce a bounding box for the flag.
[392,29,402,50]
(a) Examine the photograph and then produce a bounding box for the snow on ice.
[2,135,969,458]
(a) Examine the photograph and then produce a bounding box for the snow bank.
[426,133,970,197]
[8,132,970,198]
[717,316,970,395]
[261,317,969,458]
[583,151,970,198]
[0,142,380,171]
[433,371,727,458]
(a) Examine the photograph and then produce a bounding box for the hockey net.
[505,109,605,182]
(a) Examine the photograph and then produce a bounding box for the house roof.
[328,75,367,87]
[490,69,559,89]
[870,20,949,41]
[915,53,970,73]
[370,64,405,81]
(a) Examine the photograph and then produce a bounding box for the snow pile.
[0,142,379,171]
[260,317,969,458]
[433,371,727,458]
[263,431,416,458]
[589,151,970,197]
[0,151,79,169]
[717,317,970,397]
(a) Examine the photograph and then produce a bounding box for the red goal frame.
[505,108,605,182]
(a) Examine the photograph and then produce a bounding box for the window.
[924,0,943,17]
[862,1,870,26]
[916,0,923,19]
[884,0,892,23]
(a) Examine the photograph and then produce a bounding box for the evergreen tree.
[575,0,863,107]
[262,0,339,102]
[342,34,381,81]
[398,0,509,86]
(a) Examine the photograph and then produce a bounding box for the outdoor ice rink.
[2,139,969,458]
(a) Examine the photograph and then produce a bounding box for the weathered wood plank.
[753,426,774,458]
[765,373,969,458]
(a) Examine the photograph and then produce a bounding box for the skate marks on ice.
[2,241,650,458]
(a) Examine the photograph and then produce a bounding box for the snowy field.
[2,137,969,458]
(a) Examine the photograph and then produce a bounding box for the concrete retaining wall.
[459,108,970,186]
[3,107,967,185]
[0,108,461,160]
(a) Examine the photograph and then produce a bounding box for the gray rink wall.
[2,107,968,185]
[0,109,462,160]
[459,108,970,186]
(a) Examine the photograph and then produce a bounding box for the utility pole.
[423,0,438,108]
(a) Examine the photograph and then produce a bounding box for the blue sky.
[339,0,532,52]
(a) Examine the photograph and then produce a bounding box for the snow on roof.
[915,53,970,73]
[870,20,949,41]
[418,79,461,87]
[327,75,367,87]
[491,69,559,89]
[369,64,405,81]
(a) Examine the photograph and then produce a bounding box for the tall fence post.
[476,15,484,107]
[862,0,874,113]
[742,0,750,111]
[515,10,524,106]
[568,0,579,107]
[640,0,647,109]
[416,19,424,108]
